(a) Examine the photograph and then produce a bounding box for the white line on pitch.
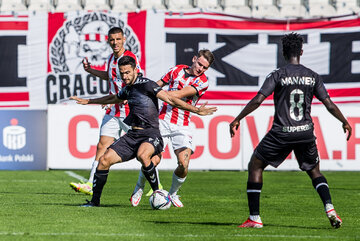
[64,171,87,182]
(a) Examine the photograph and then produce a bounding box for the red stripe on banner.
[128,11,147,74]
[0,21,28,30]
[327,88,360,97]
[47,12,66,73]
[0,92,29,101]
[0,104,29,107]
[165,18,360,30]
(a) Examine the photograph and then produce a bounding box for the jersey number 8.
[289,89,304,121]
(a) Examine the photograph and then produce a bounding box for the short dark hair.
[108,27,124,36]
[282,32,303,60]
[118,56,137,69]
[198,49,215,66]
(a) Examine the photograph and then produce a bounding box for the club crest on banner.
[47,12,141,104]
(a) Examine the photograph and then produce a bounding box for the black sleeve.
[146,80,163,96]
[117,86,128,100]
[314,74,329,101]
[258,69,278,97]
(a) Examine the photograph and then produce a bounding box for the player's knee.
[98,154,111,169]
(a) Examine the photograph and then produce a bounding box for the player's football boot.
[80,199,99,207]
[325,204,342,229]
[145,183,163,196]
[170,194,184,207]
[130,187,144,207]
[238,218,263,228]
[70,181,93,195]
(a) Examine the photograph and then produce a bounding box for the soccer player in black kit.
[229,33,352,229]
[70,56,216,207]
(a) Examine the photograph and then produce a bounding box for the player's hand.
[82,57,91,72]
[69,96,90,105]
[343,122,352,141]
[197,102,217,116]
[229,119,240,138]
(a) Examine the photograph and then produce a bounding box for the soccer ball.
[149,189,171,210]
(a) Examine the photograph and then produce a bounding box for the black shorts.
[109,128,164,162]
[254,131,319,171]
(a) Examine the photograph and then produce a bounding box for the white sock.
[87,160,98,183]
[169,173,186,195]
[156,168,161,186]
[249,215,262,223]
[135,170,146,191]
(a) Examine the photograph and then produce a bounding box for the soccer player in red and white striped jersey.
[130,49,215,207]
[70,27,141,195]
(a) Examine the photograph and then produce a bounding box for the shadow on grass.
[147,220,238,226]
[265,223,329,230]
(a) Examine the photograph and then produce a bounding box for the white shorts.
[159,119,194,152]
[100,114,129,139]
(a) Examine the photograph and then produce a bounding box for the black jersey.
[258,64,329,143]
[117,75,162,129]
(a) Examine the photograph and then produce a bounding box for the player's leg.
[70,115,119,195]
[239,154,267,228]
[168,147,191,207]
[307,163,342,228]
[82,148,123,207]
[137,142,160,191]
[295,141,342,228]
[130,154,162,206]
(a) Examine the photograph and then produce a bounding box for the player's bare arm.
[321,97,352,140]
[156,80,197,98]
[156,90,216,116]
[70,94,124,105]
[230,93,266,137]
[82,58,109,80]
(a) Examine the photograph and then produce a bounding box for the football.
[149,189,171,210]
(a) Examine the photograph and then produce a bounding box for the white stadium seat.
[167,0,194,11]
[0,0,28,12]
[308,3,337,17]
[138,0,166,11]
[252,4,280,18]
[251,0,274,6]
[278,0,302,5]
[27,0,54,12]
[110,0,138,12]
[335,0,360,15]
[83,0,111,11]
[53,0,82,12]
[194,0,221,11]
[280,4,308,18]
[223,5,252,16]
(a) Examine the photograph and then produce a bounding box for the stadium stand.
[194,0,222,11]
[252,4,281,18]
[83,0,111,11]
[138,0,166,11]
[1,0,359,17]
[0,0,28,12]
[166,0,194,11]
[53,0,82,12]
[335,0,360,15]
[110,0,138,12]
[280,4,308,18]
[27,0,53,12]
[308,2,337,17]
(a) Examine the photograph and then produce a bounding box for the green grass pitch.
[0,170,359,240]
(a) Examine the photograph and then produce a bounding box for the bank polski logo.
[49,12,141,74]
[3,118,26,150]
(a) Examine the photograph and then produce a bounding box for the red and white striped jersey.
[105,50,141,117]
[159,65,209,126]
